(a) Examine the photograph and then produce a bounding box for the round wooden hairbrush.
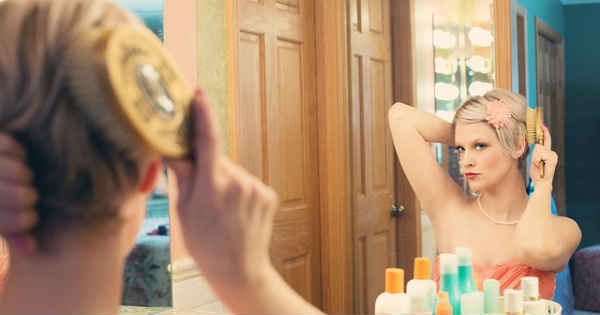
[65,26,193,158]
[535,106,545,178]
[526,106,545,178]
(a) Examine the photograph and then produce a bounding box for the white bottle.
[523,301,546,315]
[521,277,539,301]
[483,279,501,314]
[521,277,544,315]
[497,296,505,314]
[406,257,436,314]
[375,268,411,315]
[504,289,524,315]
[461,291,484,315]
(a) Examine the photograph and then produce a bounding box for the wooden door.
[348,0,397,313]
[233,0,322,307]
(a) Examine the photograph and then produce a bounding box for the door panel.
[368,0,383,33]
[370,59,390,190]
[273,39,305,202]
[237,32,266,179]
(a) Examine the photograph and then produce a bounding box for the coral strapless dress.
[433,256,556,299]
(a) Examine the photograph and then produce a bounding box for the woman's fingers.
[531,142,558,183]
[0,157,33,184]
[0,208,38,233]
[0,134,27,161]
[190,90,222,189]
[4,234,37,255]
[542,124,552,149]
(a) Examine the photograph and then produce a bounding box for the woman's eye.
[475,143,487,150]
[455,146,465,153]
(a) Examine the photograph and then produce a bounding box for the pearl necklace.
[476,194,520,225]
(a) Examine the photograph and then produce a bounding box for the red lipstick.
[464,173,479,180]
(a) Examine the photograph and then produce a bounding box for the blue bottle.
[456,247,478,296]
[439,253,460,315]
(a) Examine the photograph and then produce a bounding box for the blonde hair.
[453,89,529,167]
[0,0,151,249]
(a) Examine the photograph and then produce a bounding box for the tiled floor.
[171,272,230,313]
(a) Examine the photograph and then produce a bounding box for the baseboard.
[169,257,201,283]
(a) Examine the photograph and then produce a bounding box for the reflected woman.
[388,88,581,299]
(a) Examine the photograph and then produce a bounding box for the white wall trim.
[169,257,202,283]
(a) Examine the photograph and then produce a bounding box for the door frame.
[511,0,530,97]
[495,0,513,90]
[314,1,352,313]
[535,17,566,215]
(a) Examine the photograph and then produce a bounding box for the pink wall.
[164,0,197,87]
[164,0,197,262]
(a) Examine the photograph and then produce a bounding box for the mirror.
[112,0,173,311]
[432,0,496,193]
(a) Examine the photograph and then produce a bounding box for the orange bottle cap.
[413,257,431,280]
[385,268,404,294]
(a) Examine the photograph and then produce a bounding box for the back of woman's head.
[453,88,528,159]
[0,0,152,249]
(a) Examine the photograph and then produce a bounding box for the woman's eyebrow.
[455,138,485,146]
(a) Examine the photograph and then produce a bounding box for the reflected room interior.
[112,0,173,311]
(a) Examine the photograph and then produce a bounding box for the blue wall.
[516,0,565,110]
[565,4,600,249]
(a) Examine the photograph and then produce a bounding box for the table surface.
[119,306,227,315]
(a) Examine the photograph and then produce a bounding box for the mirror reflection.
[432,0,495,193]
[112,0,173,310]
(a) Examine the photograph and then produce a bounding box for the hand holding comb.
[526,106,545,178]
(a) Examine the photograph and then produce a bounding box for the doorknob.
[390,204,405,218]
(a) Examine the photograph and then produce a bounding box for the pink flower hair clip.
[485,99,512,129]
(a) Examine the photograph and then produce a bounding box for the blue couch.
[122,196,172,307]
[555,245,600,315]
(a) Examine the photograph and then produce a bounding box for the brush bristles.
[62,26,193,157]
[526,107,537,146]
[63,29,140,154]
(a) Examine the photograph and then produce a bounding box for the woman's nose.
[460,151,475,168]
